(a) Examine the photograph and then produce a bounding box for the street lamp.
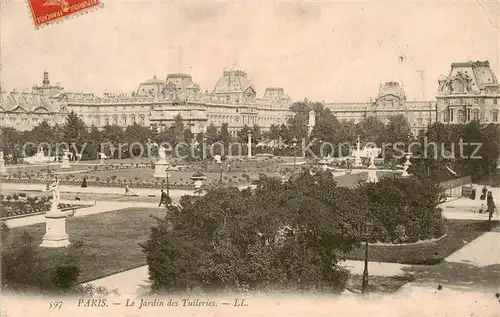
[219,161,224,185]
[361,221,373,297]
[165,164,171,197]
[291,137,298,169]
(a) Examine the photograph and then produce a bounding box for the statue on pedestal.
[158,145,167,161]
[40,176,71,248]
[48,177,60,212]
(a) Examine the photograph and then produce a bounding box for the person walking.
[159,189,171,207]
[81,177,87,188]
[487,191,496,223]
[469,183,476,200]
[480,186,488,200]
[125,184,131,196]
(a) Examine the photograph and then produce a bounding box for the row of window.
[79,114,146,126]
[444,98,498,106]
[442,109,499,123]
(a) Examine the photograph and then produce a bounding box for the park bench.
[59,206,77,217]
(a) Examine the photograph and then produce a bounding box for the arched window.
[122,115,127,125]
[139,114,145,125]
[493,110,499,123]
[131,115,136,124]
[442,110,449,122]
[457,110,465,123]
[472,109,480,121]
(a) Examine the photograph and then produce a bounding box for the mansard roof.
[0,91,61,113]
[213,70,256,94]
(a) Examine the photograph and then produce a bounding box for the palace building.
[0,70,293,136]
[436,61,499,125]
[1,61,498,136]
[324,81,436,136]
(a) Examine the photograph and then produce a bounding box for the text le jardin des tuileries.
[48,298,248,310]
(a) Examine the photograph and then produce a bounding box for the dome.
[166,74,195,90]
[213,70,255,94]
[143,75,165,85]
[378,81,406,98]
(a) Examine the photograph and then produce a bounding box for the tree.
[85,126,102,160]
[356,176,446,244]
[251,125,262,144]
[142,170,367,293]
[62,112,88,157]
[101,125,125,158]
[357,116,385,145]
[382,115,412,160]
[124,123,152,158]
[0,127,23,162]
[237,125,251,144]
[205,123,218,145]
[267,124,280,141]
[218,123,231,145]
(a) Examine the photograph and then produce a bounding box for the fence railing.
[439,175,472,198]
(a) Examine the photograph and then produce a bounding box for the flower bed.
[0,194,89,219]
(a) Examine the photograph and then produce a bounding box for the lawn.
[346,219,496,265]
[346,275,414,294]
[9,207,165,283]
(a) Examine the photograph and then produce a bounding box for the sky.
[1,0,499,102]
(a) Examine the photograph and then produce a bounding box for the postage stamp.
[26,0,102,28]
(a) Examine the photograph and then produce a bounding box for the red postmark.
[27,0,102,28]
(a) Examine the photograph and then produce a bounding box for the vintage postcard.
[1,0,499,316]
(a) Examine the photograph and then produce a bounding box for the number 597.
[49,301,63,309]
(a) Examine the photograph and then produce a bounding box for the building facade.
[324,81,436,136]
[0,70,292,136]
[1,61,498,135]
[436,61,499,125]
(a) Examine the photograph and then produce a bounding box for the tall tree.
[62,111,88,156]
[237,125,251,144]
[205,123,218,145]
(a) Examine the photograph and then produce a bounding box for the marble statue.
[48,177,60,212]
[158,145,167,160]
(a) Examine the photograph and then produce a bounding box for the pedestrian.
[480,186,487,200]
[469,183,476,200]
[81,177,87,188]
[159,189,171,207]
[487,191,496,222]
[125,184,131,196]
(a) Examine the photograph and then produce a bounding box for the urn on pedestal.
[190,171,206,194]
[61,151,70,169]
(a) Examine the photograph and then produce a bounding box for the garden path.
[4,200,163,228]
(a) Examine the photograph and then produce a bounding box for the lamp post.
[361,221,373,297]
[292,137,298,169]
[165,164,170,197]
[219,161,224,185]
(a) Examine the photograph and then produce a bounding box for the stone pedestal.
[353,156,363,167]
[153,159,167,178]
[401,166,410,177]
[40,210,71,248]
[366,165,378,183]
[194,180,203,189]
[401,154,412,177]
[61,156,70,169]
